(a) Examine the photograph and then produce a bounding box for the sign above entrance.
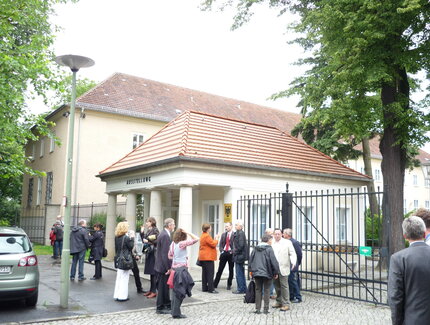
[224,203,232,223]
[126,176,152,185]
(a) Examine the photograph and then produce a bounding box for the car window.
[0,235,31,254]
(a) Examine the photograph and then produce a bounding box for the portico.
[98,111,369,264]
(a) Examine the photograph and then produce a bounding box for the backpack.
[49,229,56,245]
[244,279,255,303]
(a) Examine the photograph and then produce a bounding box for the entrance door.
[203,200,221,238]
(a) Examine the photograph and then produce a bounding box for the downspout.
[72,106,85,224]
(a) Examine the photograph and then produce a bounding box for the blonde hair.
[115,221,129,237]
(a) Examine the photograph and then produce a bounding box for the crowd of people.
[52,215,303,319]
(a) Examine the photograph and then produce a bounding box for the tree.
[0,0,74,224]
[202,0,430,258]
[53,76,98,108]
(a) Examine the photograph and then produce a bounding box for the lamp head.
[55,55,94,72]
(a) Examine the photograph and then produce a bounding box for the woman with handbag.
[140,216,159,298]
[89,223,104,280]
[198,223,220,293]
[113,221,134,302]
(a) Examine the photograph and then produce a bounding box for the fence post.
[282,183,293,230]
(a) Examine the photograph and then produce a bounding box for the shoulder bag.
[114,236,134,270]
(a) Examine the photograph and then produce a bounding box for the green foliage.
[365,209,382,247]
[33,244,53,256]
[0,0,72,182]
[53,76,98,108]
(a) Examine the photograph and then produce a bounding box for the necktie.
[225,233,230,251]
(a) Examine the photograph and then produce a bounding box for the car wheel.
[25,289,38,307]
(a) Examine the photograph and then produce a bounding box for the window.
[27,178,34,207]
[251,203,269,243]
[49,135,55,153]
[426,179,430,188]
[45,172,53,204]
[30,143,36,161]
[336,207,350,242]
[404,199,407,214]
[297,206,313,242]
[39,138,45,158]
[425,201,430,209]
[132,133,144,149]
[36,177,43,205]
[413,175,418,186]
[414,200,419,209]
[374,169,381,181]
[360,167,365,175]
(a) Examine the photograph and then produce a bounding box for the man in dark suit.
[232,220,248,294]
[388,216,430,325]
[284,228,302,303]
[214,222,234,290]
[154,218,175,314]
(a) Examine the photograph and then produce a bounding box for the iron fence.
[18,206,47,244]
[237,186,387,305]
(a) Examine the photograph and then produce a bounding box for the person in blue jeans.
[53,221,64,259]
[284,228,303,303]
[70,219,90,281]
[232,221,248,294]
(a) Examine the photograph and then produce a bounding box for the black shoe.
[70,277,75,281]
[172,314,187,319]
[116,298,129,302]
[227,285,231,290]
[254,310,261,314]
[90,277,100,280]
[137,289,146,294]
[263,310,269,314]
[78,277,86,281]
[208,290,219,294]
[291,298,302,303]
[232,290,245,294]
[156,309,170,314]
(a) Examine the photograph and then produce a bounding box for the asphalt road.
[0,255,180,324]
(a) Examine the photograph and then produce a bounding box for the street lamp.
[55,55,94,308]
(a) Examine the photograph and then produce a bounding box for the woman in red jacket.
[198,223,219,293]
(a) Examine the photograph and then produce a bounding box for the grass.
[33,244,91,259]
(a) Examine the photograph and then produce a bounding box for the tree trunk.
[379,67,409,268]
[362,137,379,217]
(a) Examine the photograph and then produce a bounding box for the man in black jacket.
[154,218,175,314]
[249,234,280,314]
[214,222,234,290]
[284,228,302,303]
[70,219,90,281]
[232,220,248,294]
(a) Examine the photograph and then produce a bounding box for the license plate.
[0,266,11,273]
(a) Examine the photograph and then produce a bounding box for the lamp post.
[54,55,94,308]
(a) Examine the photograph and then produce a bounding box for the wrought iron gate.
[237,185,387,305]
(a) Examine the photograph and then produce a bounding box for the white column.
[190,188,200,268]
[105,193,117,261]
[178,186,193,231]
[150,190,162,228]
[143,193,150,222]
[126,192,137,232]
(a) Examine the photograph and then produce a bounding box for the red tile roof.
[99,111,369,181]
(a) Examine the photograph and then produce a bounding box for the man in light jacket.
[271,228,297,311]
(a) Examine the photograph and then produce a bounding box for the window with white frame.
[27,178,34,207]
[425,201,430,209]
[296,206,313,242]
[45,172,53,204]
[425,179,430,188]
[374,169,381,181]
[132,133,145,149]
[39,138,45,158]
[404,199,407,214]
[30,143,36,161]
[251,203,269,243]
[414,200,419,209]
[413,175,418,186]
[36,177,43,205]
[49,135,55,153]
[336,207,351,242]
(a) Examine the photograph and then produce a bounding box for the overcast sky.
[32,0,303,115]
[30,0,429,152]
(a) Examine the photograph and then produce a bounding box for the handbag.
[244,279,256,303]
[196,258,202,267]
[103,248,108,258]
[114,236,134,270]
